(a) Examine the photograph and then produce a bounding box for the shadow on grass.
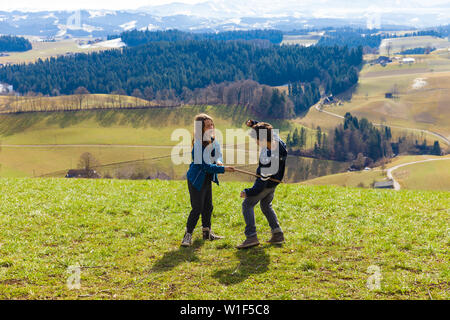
[212,245,270,285]
[151,239,204,272]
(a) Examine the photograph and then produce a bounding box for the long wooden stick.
[234,168,283,184]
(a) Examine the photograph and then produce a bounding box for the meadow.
[0,104,332,179]
[302,155,450,191]
[0,94,155,114]
[281,33,322,46]
[0,178,448,299]
[391,158,450,191]
[379,36,450,55]
[299,50,450,145]
[0,39,110,65]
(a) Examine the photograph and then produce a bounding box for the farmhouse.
[65,169,101,179]
[374,180,394,189]
[0,83,13,94]
[402,57,415,64]
[370,56,392,66]
[323,94,335,105]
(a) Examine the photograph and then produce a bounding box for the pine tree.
[286,133,292,148]
[316,126,322,147]
[432,141,441,155]
[300,127,307,148]
[292,128,299,147]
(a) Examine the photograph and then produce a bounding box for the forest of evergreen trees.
[109,29,284,46]
[317,28,384,50]
[399,47,436,55]
[287,81,321,115]
[287,113,393,162]
[0,35,32,52]
[286,113,442,164]
[0,40,362,118]
[398,30,443,38]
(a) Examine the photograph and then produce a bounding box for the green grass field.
[281,33,321,46]
[379,36,450,55]
[0,178,448,299]
[0,105,275,146]
[301,169,385,189]
[0,145,174,178]
[392,159,450,191]
[0,40,110,65]
[0,105,322,179]
[0,94,155,114]
[301,155,450,190]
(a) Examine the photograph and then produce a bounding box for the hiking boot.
[267,231,285,245]
[203,227,224,241]
[181,232,193,247]
[236,235,260,249]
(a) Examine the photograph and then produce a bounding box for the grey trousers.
[242,187,282,238]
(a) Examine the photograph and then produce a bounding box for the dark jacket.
[244,137,287,197]
[186,139,225,191]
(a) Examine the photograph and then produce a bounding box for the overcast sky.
[2,0,449,13]
[2,0,187,11]
[1,0,190,11]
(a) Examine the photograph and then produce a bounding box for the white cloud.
[1,1,202,11]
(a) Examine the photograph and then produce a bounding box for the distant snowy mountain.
[0,2,447,39]
[0,10,366,38]
[138,0,450,25]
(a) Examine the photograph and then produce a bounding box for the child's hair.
[250,122,273,143]
[193,113,215,146]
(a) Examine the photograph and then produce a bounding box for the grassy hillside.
[1,105,325,178]
[325,70,450,138]
[0,94,156,114]
[0,39,111,65]
[392,159,450,191]
[281,32,322,46]
[0,145,173,178]
[297,50,450,143]
[379,36,450,55]
[0,178,448,299]
[302,155,450,190]
[301,169,385,189]
[0,104,268,146]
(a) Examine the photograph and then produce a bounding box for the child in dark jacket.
[182,113,234,247]
[236,120,287,249]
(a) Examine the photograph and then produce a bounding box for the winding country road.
[314,102,450,146]
[386,158,450,190]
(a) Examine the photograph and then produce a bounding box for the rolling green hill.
[302,155,450,191]
[297,50,450,144]
[0,178,448,299]
[1,105,325,179]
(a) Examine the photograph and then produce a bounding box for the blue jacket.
[186,139,225,191]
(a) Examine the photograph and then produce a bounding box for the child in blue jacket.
[182,113,234,247]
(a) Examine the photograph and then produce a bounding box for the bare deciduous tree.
[78,152,100,171]
[74,86,89,109]
[132,88,144,107]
